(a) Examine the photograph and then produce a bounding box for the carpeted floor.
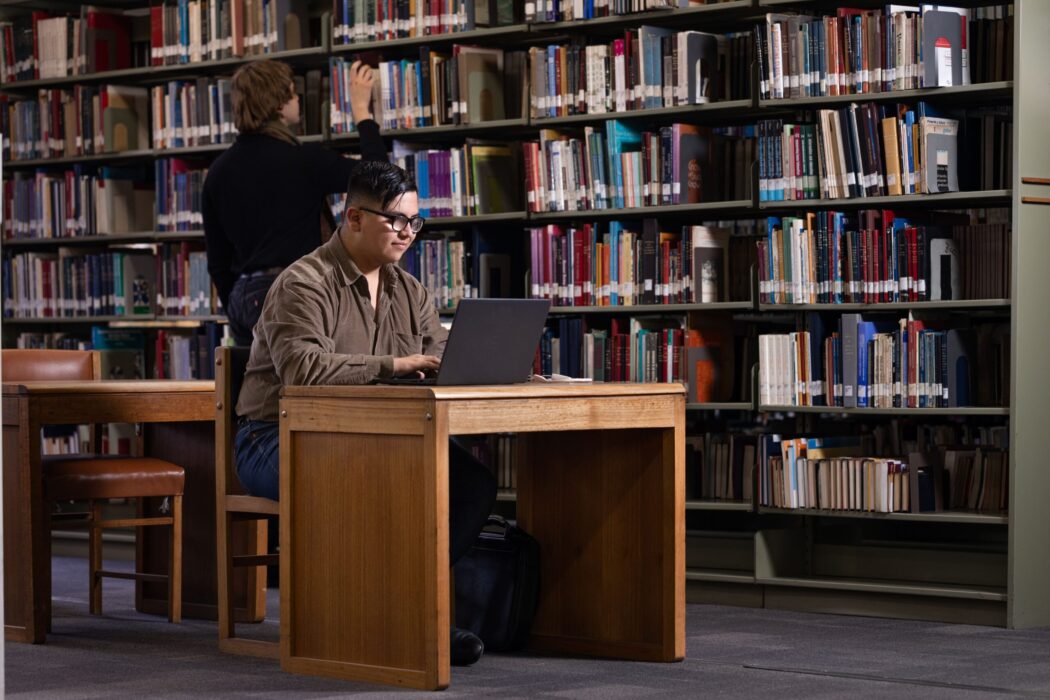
[6,556,1050,698]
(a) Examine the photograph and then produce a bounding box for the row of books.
[757,211,1011,305]
[2,166,153,241]
[1,159,206,240]
[333,0,516,45]
[686,433,756,503]
[150,79,236,150]
[525,121,751,212]
[758,105,962,202]
[525,0,709,23]
[463,432,520,492]
[398,235,476,310]
[151,0,312,66]
[757,435,1008,514]
[536,316,742,402]
[537,317,684,383]
[156,158,207,232]
[332,48,528,133]
[527,221,754,307]
[758,315,1008,409]
[765,450,911,513]
[0,7,131,82]
[390,140,523,217]
[527,29,751,119]
[1,244,219,319]
[2,86,150,162]
[14,323,231,382]
[757,5,1013,101]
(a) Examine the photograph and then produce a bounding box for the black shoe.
[450,627,484,666]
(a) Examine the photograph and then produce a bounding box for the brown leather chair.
[1,349,184,624]
[214,346,279,658]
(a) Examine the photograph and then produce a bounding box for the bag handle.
[479,514,510,539]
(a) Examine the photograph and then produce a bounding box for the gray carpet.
[7,556,1050,698]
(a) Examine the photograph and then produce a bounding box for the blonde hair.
[231,60,294,133]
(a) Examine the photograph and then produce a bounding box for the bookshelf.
[2,0,1047,629]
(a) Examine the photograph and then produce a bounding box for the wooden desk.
[1,379,242,643]
[279,383,685,690]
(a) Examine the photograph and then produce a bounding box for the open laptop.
[375,298,551,386]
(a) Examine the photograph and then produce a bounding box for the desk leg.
[2,398,47,643]
[518,427,685,662]
[280,409,449,690]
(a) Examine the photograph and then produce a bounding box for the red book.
[87,9,131,73]
[149,6,163,66]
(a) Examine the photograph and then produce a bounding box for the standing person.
[235,161,495,666]
[204,59,386,346]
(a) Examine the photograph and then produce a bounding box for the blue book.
[546,45,557,118]
[608,220,622,306]
[604,120,641,210]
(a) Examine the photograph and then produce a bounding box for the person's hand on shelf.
[348,59,375,124]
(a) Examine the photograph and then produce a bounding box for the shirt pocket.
[393,331,423,355]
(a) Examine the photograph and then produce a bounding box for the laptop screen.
[435,299,551,386]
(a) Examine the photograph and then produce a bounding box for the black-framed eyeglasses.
[357,206,426,234]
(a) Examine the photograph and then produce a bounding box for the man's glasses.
[357,206,426,234]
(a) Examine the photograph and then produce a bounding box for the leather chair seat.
[43,457,185,502]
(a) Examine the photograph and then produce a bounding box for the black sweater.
[202,119,386,307]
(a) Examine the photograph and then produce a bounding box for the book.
[91,326,145,379]
[469,144,522,214]
[455,45,505,124]
[102,85,149,152]
[920,116,959,193]
[690,226,729,303]
[928,237,960,300]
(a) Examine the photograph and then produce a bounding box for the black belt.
[239,267,284,280]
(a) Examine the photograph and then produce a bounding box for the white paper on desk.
[530,374,594,383]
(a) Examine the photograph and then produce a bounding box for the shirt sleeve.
[260,275,396,386]
[202,181,237,309]
[309,118,388,194]
[356,118,388,163]
[415,282,448,357]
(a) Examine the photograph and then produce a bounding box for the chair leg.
[217,511,234,642]
[89,501,103,615]
[169,495,182,623]
[46,514,53,633]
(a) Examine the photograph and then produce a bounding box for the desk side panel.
[519,426,680,660]
[282,428,440,687]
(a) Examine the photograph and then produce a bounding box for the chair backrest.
[215,346,252,498]
[2,349,99,382]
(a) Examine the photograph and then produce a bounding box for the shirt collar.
[324,232,402,293]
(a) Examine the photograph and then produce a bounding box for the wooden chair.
[1,349,184,624]
[214,346,279,658]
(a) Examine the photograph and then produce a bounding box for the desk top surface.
[281,382,685,401]
[3,379,214,396]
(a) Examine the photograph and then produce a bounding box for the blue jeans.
[234,421,496,564]
[234,419,281,501]
[227,273,279,347]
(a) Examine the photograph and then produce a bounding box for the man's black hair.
[345,160,417,210]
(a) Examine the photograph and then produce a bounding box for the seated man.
[234,160,495,666]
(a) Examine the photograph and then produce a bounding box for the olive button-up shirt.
[236,233,447,422]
